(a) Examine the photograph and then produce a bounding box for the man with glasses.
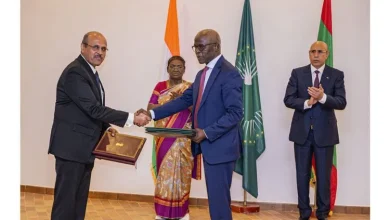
[138,29,243,220]
[283,41,347,220]
[48,31,150,220]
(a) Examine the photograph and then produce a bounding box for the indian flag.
[160,0,180,80]
[151,0,181,183]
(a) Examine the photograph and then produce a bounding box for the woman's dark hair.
[167,55,185,67]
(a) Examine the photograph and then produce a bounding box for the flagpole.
[314,183,317,210]
[311,182,317,218]
[243,190,247,206]
[232,189,259,214]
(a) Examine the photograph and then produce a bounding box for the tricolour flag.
[160,0,180,80]
[151,0,181,182]
[310,0,337,216]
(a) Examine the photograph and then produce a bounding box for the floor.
[21,192,369,220]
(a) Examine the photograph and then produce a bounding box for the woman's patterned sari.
[149,80,201,219]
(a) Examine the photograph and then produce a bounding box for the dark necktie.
[314,70,320,88]
[95,72,101,87]
[194,66,209,128]
[95,72,103,104]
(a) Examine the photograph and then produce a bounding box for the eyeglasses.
[309,50,327,55]
[192,43,217,52]
[83,43,108,52]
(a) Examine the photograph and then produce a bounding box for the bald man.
[139,29,243,220]
[48,31,150,220]
[284,41,347,220]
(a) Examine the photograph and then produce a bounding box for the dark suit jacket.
[284,64,346,147]
[48,55,129,164]
[153,56,244,164]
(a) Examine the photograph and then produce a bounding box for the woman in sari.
[148,56,201,220]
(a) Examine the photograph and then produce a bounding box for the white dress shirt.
[81,54,134,127]
[203,54,222,91]
[303,64,328,109]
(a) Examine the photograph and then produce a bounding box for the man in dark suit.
[48,31,150,220]
[139,29,243,220]
[284,41,346,220]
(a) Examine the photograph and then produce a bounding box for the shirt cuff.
[124,113,134,127]
[150,110,155,120]
[203,130,208,139]
[304,100,312,110]
[319,94,327,104]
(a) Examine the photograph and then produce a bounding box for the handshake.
[133,109,152,127]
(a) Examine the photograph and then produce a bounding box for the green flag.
[318,0,333,67]
[234,0,266,199]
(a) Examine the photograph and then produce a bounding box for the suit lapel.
[199,56,223,109]
[320,65,331,92]
[193,70,202,107]
[76,55,103,105]
[100,83,105,106]
[303,65,312,88]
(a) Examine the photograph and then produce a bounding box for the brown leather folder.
[93,131,146,165]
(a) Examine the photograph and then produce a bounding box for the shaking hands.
[133,109,152,127]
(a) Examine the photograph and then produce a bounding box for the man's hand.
[134,109,151,126]
[308,84,324,100]
[307,96,318,106]
[107,127,118,137]
[191,128,206,143]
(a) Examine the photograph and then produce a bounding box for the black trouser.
[294,130,334,219]
[51,156,94,220]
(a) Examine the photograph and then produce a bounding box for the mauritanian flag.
[159,0,180,80]
[151,0,180,182]
[310,0,337,216]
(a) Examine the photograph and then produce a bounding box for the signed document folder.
[145,127,196,138]
[93,131,146,165]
